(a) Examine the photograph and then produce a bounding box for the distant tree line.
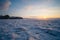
[0,15,23,19]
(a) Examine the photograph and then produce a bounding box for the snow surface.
[0,18,60,40]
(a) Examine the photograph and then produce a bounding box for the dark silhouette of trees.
[0,15,23,19]
[0,15,9,19]
[4,15,10,19]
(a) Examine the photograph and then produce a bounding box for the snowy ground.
[0,18,60,40]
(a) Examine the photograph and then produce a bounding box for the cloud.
[0,0,11,10]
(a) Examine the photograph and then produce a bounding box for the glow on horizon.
[10,0,60,19]
[18,5,60,18]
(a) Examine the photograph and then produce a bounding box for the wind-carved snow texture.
[0,19,60,40]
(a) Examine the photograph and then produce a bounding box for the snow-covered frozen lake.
[0,18,60,40]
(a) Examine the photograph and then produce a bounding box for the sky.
[0,0,60,18]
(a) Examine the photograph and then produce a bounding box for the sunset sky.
[0,0,60,18]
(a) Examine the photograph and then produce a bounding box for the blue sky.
[0,0,60,18]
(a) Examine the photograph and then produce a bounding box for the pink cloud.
[0,0,11,10]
